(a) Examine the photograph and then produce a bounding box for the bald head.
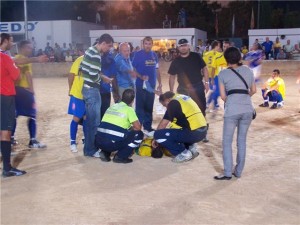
[119,42,130,59]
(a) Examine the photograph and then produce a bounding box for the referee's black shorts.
[0,95,15,131]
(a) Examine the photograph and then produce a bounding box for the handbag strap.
[229,68,249,89]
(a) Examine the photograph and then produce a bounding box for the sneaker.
[171,149,193,163]
[70,144,78,153]
[270,103,278,109]
[259,102,269,107]
[189,143,200,159]
[2,167,27,178]
[92,150,102,158]
[143,129,155,137]
[277,102,284,108]
[11,137,18,146]
[28,140,47,149]
[202,137,209,143]
[113,155,133,164]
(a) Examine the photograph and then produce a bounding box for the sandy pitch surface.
[1,61,300,225]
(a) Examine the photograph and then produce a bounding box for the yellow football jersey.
[69,56,84,100]
[15,54,32,88]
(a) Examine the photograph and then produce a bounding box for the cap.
[178,39,189,46]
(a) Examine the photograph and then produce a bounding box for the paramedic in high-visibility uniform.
[154,91,207,163]
[95,89,143,164]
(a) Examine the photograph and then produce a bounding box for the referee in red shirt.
[0,52,26,177]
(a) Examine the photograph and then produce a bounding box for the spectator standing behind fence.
[44,42,53,57]
[214,47,256,180]
[283,40,294,59]
[273,37,281,60]
[262,37,273,60]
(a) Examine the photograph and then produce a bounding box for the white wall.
[248,28,300,48]
[89,28,207,49]
[0,20,104,51]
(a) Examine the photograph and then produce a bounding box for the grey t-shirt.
[218,65,255,117]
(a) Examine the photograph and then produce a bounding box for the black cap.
[178,39,189,46]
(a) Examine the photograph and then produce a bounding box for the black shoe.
[202,137,209,143]
[113,155,133,164]
[214,175,232,180]
[232,173,240,178]
[2,167,27,178]
[259,102,269,107]
[100,151,111,162]
[270,103,277,109]
[11,137,18,146]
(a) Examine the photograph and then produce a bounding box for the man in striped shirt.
[81,33,114,157]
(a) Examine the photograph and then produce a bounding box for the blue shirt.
[245,50,263,68]
[132,50,159,89]
[100,53,116,94]
[262,41,273,52]
[114,53,134,88]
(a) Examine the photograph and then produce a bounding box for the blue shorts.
[68,96,85,118]
[15,86,36,117]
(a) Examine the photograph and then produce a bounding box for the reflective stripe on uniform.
[97,128,125,137]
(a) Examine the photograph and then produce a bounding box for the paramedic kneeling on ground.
[154,91,207,163]
[95,89,143,163]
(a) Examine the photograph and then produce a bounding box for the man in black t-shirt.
[168,39,209,142]
[168,39,209,116]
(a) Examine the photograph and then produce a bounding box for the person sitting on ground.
[95,89,143,163]
[153,91,207,163]
[259,69,285,109]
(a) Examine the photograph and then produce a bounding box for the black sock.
[1,141,12,171]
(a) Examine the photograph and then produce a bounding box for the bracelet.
[205,81,209,84]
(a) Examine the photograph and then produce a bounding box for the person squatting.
[67,34,208,165]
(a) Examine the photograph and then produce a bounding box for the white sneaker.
[277,102,284,108]
[93,150,101,158]
[189,143,199,159]
[28,140,47,149]
[172,149,193,163]
[143,129,155,137]
[70,144,78,153]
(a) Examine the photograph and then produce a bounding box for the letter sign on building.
[0,22,38,33]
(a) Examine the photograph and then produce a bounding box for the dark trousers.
[100,92,111,120]
[154,127,207,156]
[95,129,143,159]
[135,87,155,130]
[177,84,207,117]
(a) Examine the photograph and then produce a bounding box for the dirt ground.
[1,60,300,225]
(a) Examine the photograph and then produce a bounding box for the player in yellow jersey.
[203,40,221,109]
[12,40,46,149]
[209,41,230,110]
[67,50,84,152]
[259,69,285,109]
